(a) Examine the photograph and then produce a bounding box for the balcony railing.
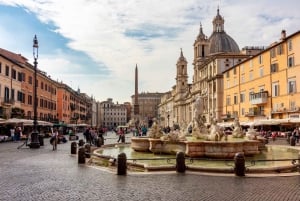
[250,91,268,105]
[245,111,265,117]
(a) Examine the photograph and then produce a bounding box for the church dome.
[208,32,240,54]
[208,8,240,54]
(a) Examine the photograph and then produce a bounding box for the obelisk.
[134,64,139,115]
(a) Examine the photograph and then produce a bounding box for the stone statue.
[207,117,225,141]
[231,118,244,138]
[191,95,209,139]
[161,126,186,142]
[148,118,164,139]
[246,124,258,140]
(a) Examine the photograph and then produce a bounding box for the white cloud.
[1,0,300,103]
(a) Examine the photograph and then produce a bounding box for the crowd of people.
[83,127,105,146]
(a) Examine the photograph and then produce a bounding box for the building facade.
[99,98,127,129]
[0,48,94,125]
[131,92,164,126]
[158,8,262,127]
[223,30,300,122]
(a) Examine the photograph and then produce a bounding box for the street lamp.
[30,35,40,148]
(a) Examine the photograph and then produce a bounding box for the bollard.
[117,153,127,175]
[71,142,77,154]
[78,147,85,164]
[85,144,91,158]
[234,152,245,176]
[78,139,84,147]
[176,152,186,173]
[290,136,296,146]
[38,134,44,146]
[97,138,103,147]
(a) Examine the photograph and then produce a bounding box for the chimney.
[281,30,286,40]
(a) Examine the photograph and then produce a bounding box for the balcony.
[250,91,268,105]
[0,98,14,106]
[272,106,300,114]
[245,110,265,117]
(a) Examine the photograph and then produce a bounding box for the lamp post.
[30,35,40,148]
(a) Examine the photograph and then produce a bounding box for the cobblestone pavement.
[0,132,299,201]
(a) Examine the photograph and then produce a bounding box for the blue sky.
[0,0,299,103]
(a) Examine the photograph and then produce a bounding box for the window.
[277,44,283,55]
[28,95,32,105]
[234,94,238,104]
[226,80,230,88]
[17,91,25,103]
[249,60,253,68]
[41,82,44,89]
[288,79,296,94]
[4,87,9,102]
[241,108,245,115]
[0,62,2,73]
[233,67,236,75]
[270,48,276,58]
[258,55,263,64]
[259,67,264,77]
[240,65,244,73]
[226,95,231,105]
[288,39,292,51]
[17,72,23,81]
[5,65,9,76]
[249,71,253,81]
[241,74,245,83]
[270,63,278,73]
[288,56,294,67]
[226,71,229,78]
[249,91,254,101]
[11,69,16,79]
[234,78,237,86]
[240,92,245,103]
[40,99,43,107]
[29,76,32,84]
[272,82,279,97]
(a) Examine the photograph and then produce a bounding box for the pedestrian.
[141,125,147,136]
[14,126,22,142]
[117,128,124,143]
[84,128,92,145]
[51,128,58,150]
[10,127,15,142]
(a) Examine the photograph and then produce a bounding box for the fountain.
[131,96,262,158]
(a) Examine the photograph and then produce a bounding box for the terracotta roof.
[0,48,28,67]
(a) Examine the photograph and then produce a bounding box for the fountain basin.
[93,144,300,174]
[131,137,261,158]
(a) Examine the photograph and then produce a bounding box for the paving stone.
[0,133,299,201]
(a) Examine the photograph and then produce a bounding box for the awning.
[2,118,53,126]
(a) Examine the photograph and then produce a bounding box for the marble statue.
[148,118,164,139]
[231,118,244,138]
[246,124,258,140]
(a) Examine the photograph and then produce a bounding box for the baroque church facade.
[158,9,261,128]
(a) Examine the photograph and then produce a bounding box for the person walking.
[51,128,58,151]
[117,128,124,143]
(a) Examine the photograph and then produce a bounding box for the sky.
[0,0,299,103]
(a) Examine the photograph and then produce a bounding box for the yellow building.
[223,30,300,123]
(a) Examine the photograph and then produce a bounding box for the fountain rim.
[90,143,300,176]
